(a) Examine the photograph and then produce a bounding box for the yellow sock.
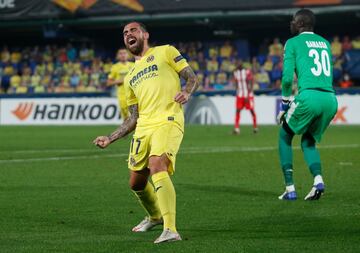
[132,182,162,221]
[152,171,177,232]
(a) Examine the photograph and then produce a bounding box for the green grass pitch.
[0,125,359,253]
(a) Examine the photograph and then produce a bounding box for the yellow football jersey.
[108,61,134,81]
[109,61,134,119]
[124,45,189,130]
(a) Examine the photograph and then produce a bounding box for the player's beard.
[128,39,144,56]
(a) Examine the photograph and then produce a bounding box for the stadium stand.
[1,35,359,95]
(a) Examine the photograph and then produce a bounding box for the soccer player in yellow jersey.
[93,21,199,243]
[107,48,134,120]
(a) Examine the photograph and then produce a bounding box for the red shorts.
[236,96,254,110]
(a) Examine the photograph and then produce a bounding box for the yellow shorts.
[128,123,184,174]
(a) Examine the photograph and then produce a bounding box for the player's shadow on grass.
[178,183,276,197]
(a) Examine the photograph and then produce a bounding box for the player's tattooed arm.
[174,66,199,104]
[92,104,138,149]
[107,104,139,143]
[180,66,199,94]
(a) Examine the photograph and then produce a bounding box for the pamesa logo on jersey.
[129,64,159,87]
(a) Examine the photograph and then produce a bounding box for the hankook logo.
[10,102,121,121]
[12,102,34,120]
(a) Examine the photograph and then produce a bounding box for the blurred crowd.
[0,35,359,94]
[175,39,284,91]
[177,35,360,91]
[0,44,111,94]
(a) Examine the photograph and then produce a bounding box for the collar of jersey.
[300,32,314,35]
[136,47,154,62]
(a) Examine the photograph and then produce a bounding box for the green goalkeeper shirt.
[281,31,334,98]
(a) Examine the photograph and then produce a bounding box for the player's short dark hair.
[295,9,316,28]
[117,48,128,54]
[124,21,148,32]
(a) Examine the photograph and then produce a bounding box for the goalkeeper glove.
[276,98,291,125]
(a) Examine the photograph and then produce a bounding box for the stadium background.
[0,0,360,124]
[1,0,360,125]
[1,1,360,253]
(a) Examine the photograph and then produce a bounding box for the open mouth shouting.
[125,35,144,55]
[127,36,137,47]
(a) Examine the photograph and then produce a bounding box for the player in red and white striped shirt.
[233,62,258,134]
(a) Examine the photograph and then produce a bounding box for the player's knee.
[128,170,149,191]
[301,133,315,150]
[129,179,147,191]
[148,155,169,175]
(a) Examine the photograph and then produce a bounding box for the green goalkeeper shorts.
[285,89,338,142]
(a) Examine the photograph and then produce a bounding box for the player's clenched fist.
[93,136,111,149]
[174,90,191,104]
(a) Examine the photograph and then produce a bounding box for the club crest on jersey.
[146,55,154,62]
[130,156,137,166]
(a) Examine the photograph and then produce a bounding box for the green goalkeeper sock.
[279,127,294,186]
[301,133,322,177]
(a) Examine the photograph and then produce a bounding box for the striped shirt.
[234,68,253,97]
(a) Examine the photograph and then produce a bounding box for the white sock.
[314,175,324,185]
[286,184,295,192]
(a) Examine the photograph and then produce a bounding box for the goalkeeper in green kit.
[277,9,338,201]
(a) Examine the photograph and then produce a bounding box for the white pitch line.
[0,149,100,154]
[318,144,360,149]
[0,144,359,164]
[2,143,359,155]
[339,162,353,166]
[0,153,128,163]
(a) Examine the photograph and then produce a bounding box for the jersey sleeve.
[281,39,295,98]
[165,45,189,73]
[124,79,138,106]
[108,65,117,80]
